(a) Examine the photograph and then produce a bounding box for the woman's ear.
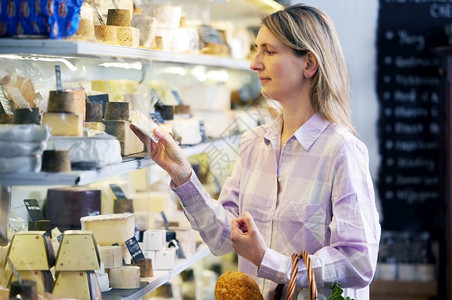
[303,52,319,79]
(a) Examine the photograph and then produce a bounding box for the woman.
[131,4,380,299]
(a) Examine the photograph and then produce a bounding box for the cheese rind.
[80,213,135,246]
[42,112,83,137]
[103,120,144,155]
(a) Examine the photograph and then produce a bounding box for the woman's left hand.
[231,211,267,267]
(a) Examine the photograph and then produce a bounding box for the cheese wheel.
[13,107,40,125]
[109,266,140,289]
[47,91,75,113]
[94,25,118,44]
[41,150,71,173]
[76,18,95,37]
[104,102,129,120]
[45,188,101,230]
[63,88,86,120]
[80,213,135,246]
[106,9,131,26]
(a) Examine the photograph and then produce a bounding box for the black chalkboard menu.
[376,1,451,233]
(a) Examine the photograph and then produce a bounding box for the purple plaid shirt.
[172,113,381,299]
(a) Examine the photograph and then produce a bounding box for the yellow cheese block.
[80,213,135,246]
[52,271,101,299]
[42,112,83,137]
[84,121,105,131]
[109,266,140,289]
[55,230,100,271]
[5,231,54,271]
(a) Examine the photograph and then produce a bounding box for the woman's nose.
[249,53,263,71]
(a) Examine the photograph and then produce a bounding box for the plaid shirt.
[172,113,381,299]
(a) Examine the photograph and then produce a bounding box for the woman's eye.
[266,50,275,55]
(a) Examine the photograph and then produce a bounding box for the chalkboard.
[376,0,451,233]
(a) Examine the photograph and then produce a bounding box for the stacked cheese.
[5,231,56,295]
[42,90,83,137]
[80,213,141,289]
[104,9,140,48]
[52,230,103,298]
[103,101,144,156]
[142,229,176,270]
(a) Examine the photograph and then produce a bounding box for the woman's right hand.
[130,124,192,186]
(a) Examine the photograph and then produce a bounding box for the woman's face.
[250,25,308,102]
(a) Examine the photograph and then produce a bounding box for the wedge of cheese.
[42,113,83,137]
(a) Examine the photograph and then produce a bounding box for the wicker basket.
[274,250,318,300]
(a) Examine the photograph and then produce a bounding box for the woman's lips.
[259,77,270,83]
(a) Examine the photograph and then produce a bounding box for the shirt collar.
[264,113,330,150]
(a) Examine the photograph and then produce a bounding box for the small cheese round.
[48,91,75,113]
[106,9,131,26]
[41,150,71,173]
[105,101,129,120]
[214,271,263,300]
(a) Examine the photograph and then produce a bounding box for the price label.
[125,236,145,263]
[24,199,44,222]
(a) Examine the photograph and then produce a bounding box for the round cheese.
[94,25,118,45]
[41,150,71,173]
[13,107,40,125]
[107,9,131,26]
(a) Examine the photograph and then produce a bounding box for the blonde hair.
[262,4,355,134]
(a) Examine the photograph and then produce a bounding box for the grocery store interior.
[0,0,451,299]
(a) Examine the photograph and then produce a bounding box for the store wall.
[292,0,381,206]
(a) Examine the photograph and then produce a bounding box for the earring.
[305,73,310,78]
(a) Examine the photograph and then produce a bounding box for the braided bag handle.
[273,250,318,300]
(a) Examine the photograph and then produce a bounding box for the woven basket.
[273,250,318,300]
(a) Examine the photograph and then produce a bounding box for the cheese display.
[5,231,55,271]
[52,271,102,299]
[99,245,123,269]
[13,107,40,125]
[41,150,71,172]
[109,265,140,289]
[104,120,144,155]
[105,101,129,120]
[80,212,135,246]
[41,112,83,136]
[94,25,118,45]
[45,188,101,230]
[55,230,100,271]
[47,91,76,113]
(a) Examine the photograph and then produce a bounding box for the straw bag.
[273,250,318,300]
